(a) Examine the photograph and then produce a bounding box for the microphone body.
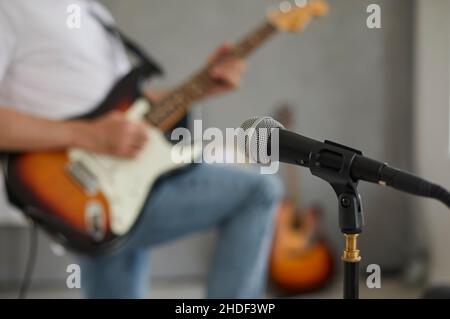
[278,129,445,201]
[240,117,450,208]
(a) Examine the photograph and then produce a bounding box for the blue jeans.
[79,164,283,299]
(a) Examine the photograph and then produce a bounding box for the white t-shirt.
[0,0,131,223]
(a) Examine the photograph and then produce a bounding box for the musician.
[0,0,283,298]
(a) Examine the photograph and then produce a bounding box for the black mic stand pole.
[338,190,363,299]
[309,141,366,299]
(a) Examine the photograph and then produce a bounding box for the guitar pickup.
[66,161,100,195]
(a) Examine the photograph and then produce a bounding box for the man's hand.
[205,42,247,96]
[145,42,246,103]
[74,112,149,159]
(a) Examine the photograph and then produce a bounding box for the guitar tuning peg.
[280,1,292,13]
[295,0,308,7]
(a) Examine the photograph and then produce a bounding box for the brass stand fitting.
[342,234,361,263]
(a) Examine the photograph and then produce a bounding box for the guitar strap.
[90,10,189,130]
[89,11,163,73]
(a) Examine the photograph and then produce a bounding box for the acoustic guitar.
[269,104,334,294]
[3,1,329,255]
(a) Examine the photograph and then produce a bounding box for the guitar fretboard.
[144,22,277,131]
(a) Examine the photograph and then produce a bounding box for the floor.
[0,277,423,299]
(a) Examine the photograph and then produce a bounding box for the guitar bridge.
[66,161,100,195]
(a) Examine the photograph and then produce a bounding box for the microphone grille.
[239,116,284,131]
[240,117,261,132]
[238,117,284,163]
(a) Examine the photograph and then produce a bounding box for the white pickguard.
[69,99,201,236]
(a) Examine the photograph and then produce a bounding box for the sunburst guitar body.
[4,66,200,254]
[270,203,334,293]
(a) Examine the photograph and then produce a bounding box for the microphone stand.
[338,191,363,299]
[300,137,450,299]
[269,124,450,298]
[309,140,365,299]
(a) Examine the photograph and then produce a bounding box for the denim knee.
[252,173,284,207]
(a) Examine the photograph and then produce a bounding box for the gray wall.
[0,0,414,287]
[414,0,450,284]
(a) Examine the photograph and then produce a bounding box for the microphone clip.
[307,140,368,299]
[309,140,365,234]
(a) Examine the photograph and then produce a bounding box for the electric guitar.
[3,1,329,255]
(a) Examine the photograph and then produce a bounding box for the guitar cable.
[18,221,38,299]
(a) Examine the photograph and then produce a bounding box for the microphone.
[239,117,450,209]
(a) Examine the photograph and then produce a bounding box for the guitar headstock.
[274,103,295,130]
[268,0,329,32]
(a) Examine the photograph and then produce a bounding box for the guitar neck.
[145,22,277,131]
[284,163,302,208]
